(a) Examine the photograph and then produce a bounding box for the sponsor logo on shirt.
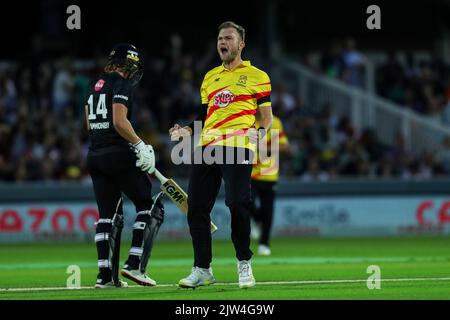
[213,90,235,108]
[94,79,105,91]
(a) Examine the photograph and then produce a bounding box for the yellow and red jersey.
[198,60,271,151]
[251,116,289,182]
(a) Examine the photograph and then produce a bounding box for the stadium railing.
[272,58,450,153]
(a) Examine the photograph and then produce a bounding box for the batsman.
[169,21,273,289]
[85,43,164,288]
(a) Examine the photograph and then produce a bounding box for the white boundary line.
[1,256,448,270]
[2,277,450,293]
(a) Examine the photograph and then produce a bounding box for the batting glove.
[131,140,155,173]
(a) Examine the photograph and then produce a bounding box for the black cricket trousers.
[87,150,154,273]
[87,151,153,217]
[251,179,276,246]
[187,146,254,269]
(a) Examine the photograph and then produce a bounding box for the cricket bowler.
[169,21,273,289]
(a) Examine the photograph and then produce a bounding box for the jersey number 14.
[87,94,108,120]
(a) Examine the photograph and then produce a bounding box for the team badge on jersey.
[95,79,105,91]
[237,75,247,85]
[213,90,235,108]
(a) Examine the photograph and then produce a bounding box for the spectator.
[320,40,345,79]
[340,37,367,88]
[0,70,17,113]
[436,137,450,174]
[271,83,296,117]
[52,57,74,116]
[376,51,405,104]
[301,156,330,182]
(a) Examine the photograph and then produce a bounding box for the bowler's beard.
[222,48,239,64]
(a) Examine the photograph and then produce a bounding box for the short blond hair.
[218,21,245,41]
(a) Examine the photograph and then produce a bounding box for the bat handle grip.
[152,168,168,184]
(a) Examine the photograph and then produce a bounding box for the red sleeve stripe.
[231,94,254,102]
[255,82,271,86]
[233,91,271,102]
[211,109,257,129]
[254,91,271,100]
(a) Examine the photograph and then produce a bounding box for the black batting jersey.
[86,72,134,155]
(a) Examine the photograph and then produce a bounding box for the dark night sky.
[1,0,449,59]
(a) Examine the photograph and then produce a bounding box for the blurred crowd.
[1,35,450,183]
[317,38,368,89]
[272,89,450,181]
[375,51,450,124]
[316,38,450,124]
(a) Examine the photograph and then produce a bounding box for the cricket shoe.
[237,260,255,289]
[94,278,129,289]
[178,267,216,288]
[258,244,271,256]
[121,267,157,286]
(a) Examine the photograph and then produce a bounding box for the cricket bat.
[152,168,218,234]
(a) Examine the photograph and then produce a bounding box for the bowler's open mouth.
[220,48,228,53]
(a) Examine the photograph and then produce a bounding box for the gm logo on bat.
[165,185,185,204]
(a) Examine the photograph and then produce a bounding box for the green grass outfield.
[0,236,450,299]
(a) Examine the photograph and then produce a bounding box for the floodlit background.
[0,0,450,299]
